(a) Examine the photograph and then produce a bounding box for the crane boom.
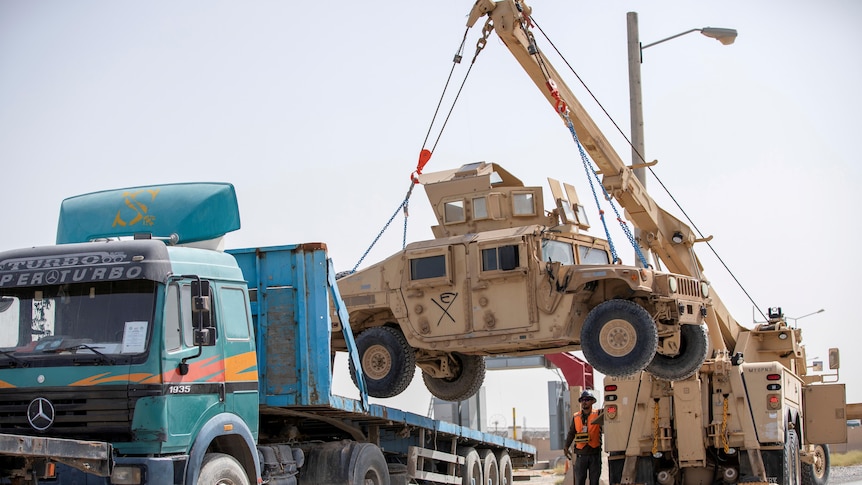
[467,0,744,351]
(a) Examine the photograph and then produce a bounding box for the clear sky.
[2,1,860,430]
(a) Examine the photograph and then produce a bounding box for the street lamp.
[626,13,737,265]
[787,308,825,328]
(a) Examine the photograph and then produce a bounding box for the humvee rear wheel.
[422,352,485,402]
[581,299,657,377]
[350,326,416,398]
[645,323,709,381]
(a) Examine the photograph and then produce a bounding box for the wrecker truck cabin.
[0,183,534,485]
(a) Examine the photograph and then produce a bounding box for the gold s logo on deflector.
[112,189,160,228]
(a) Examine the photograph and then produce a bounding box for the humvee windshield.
[541,239,610,266]
[541,239,575,265]
[0,280,156,366]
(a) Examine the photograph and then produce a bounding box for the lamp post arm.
[641,28,701,50]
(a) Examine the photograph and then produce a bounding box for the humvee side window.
[473,197,488,220]
[578,245,610,265]
[410,255,447,280]
[541,239,574,265]
[482,245,520,271]
[444,200,466,223]
[513,192,535,216]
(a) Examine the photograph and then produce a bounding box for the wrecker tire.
[422,353,486,402]
[645,323,709,381]
[785,428,801,485]
[350,326,416,398]
[581,299,657,377]
[198,452,250,485]
[801,444,829,485]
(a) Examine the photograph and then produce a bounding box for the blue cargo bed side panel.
[227,243,333,406]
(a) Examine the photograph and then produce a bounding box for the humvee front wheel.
[645,323,709,381]
[350,326,416,398]
[422,353,485,402]
[581,299,657,377]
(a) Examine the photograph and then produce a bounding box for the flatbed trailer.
[0,183,533,484]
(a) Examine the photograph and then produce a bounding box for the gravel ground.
[829,465,862,484]
[513,465,862,484]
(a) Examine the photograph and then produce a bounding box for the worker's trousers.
[573,453,601,485]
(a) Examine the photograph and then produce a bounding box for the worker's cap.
[578,390,596,403]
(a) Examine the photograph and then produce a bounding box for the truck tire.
[784,428,801,485]
[645,323,709,381]
[422,353,486,402]
[479,449,499,485]
[198,453,250,485]
[458,447,483,485]
[801,444,829,485]
[348,443,390,485]
[580,299,657,377]
[350,326,416,398]
[496,450,513,485]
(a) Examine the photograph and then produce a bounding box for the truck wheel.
[349,443,390,485]
[198,453,249,485]
[422,353,485,402]
[784,428,801,485]
[802,444,829,485]
[458,447,483,485]
[645,324,708,381]
[581,299,657,377]
[350,326,416,398]
[479,449,499,485]
[496,450,513,485]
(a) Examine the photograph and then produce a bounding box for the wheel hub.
[363,344,392,380]
[599,318,638,357]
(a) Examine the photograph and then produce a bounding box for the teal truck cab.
[0,183,533,484]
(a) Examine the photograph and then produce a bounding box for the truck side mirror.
[828,347,840,370]
[191,280,216,347]
[194,327,216,346]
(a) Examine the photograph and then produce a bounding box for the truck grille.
[0,385,161,443]
[675,277,702,298]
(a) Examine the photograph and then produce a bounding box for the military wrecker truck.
[0,183,534,484]
[335,161,714,402]
[448,1,862,484]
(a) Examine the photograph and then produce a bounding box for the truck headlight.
[111,466,143,484]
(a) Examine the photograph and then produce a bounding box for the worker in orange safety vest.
[564,389,603,485]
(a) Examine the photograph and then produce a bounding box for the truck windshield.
[0,280,156,366]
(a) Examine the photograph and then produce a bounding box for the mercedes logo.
[27,397,55,431]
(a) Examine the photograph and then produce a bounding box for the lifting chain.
[562,112,649,267]
[474,19,493,62]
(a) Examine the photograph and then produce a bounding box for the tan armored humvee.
[333,162,712,402]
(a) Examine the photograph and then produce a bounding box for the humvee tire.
[350,326,416,398]
[645,323,709,381]
[580,299,657,377]
[422,353,486,402]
